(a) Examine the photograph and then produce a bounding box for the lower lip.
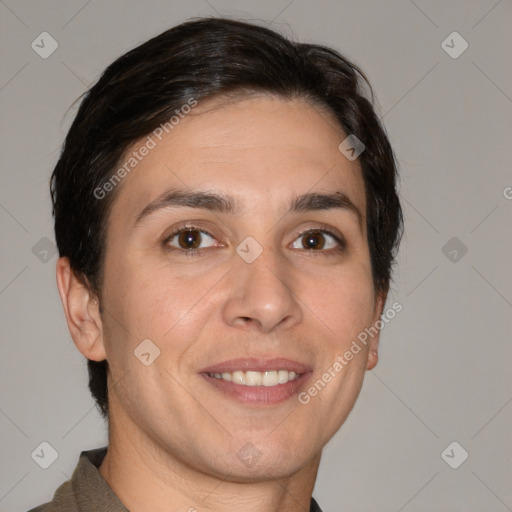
[201,372,312,405]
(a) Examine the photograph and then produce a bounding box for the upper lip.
[199,357,312,374]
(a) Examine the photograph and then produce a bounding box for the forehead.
[109,94,366,226]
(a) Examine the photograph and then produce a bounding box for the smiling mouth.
[199,357,312,405]
[206,369,301,387]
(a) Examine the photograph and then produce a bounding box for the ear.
[365,289,387,371]
[56,256,107,362]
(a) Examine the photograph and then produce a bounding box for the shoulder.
[26,504,56,512]
[26,446,110,512]
[26,472,78,512]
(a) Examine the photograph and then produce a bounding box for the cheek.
[102,254,219,359]
[299,263,376,349]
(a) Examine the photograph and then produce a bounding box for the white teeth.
[208,369,301,386]
[246,371,262,386]
[262,370,278,386]
[232,371,246,385]
[278,370,289,384]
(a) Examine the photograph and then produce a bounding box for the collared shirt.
[28,447,323,512]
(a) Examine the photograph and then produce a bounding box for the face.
[91,95,383,480]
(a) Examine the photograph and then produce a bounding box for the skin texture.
[56,94,386,512]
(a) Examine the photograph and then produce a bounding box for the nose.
[222,246,303,333]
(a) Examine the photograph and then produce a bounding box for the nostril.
[238,316,257,327]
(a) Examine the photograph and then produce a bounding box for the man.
[30,17,403,512]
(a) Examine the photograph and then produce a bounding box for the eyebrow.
[134,188,364,230]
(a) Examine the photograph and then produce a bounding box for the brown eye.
[301,231,326,250]
[167,229,216,251]
[290,229,344,252]
[178,230,201,249]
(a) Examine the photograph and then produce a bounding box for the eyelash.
[162,225,346,256]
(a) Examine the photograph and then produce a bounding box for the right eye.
[164,227,218,253]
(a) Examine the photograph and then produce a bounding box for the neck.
[99,405,321,512]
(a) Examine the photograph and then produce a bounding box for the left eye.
[291,230,342,251]
[166,229,217,250]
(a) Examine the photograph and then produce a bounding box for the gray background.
[1,1,511,511]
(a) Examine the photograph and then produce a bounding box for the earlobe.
[56,257,107,362]
[365,289,387,371]
[366,349,379,370]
